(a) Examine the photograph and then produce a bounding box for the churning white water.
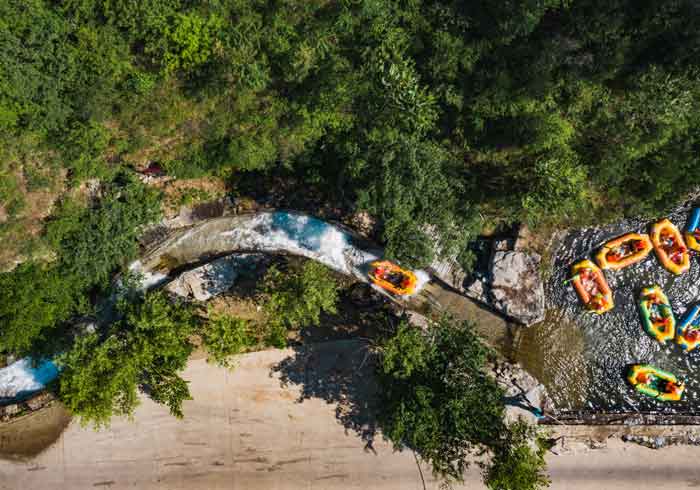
[0,359,59,400]
[0,211,428,401]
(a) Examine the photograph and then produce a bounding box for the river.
[4,207,700,414]
[515,203,700,413]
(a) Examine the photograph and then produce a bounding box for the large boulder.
[489,249,545,326]
[430,238,546,326]
[491,359,551,424]
[165,254,264,301]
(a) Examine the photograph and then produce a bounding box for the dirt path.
[2,341,700,490]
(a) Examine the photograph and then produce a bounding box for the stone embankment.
[430,228,546,326]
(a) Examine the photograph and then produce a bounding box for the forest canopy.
[1,0,699,354]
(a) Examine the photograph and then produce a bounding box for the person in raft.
[636,372,682,398]
[608,240,647,262]
[577,269,609,310]
[374,264,411,290]
[686,328,700,342]
[646,292,671,326]
[662,231,687,264]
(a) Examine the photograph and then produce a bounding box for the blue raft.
[677,304,700,352]
[685,208,700,251]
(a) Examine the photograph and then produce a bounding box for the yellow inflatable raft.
[650,219,689,275]
[595,232,653,270]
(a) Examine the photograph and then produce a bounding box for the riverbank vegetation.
[377,317,549,489]
[0,174,160,357]
[2,0,699,272]
[54,259,343,426]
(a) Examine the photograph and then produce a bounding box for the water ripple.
[543,203,700,412]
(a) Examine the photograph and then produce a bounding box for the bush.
[0,176,160,357]
[201,311,255,368]
[484,420,551,490]
[261,260,339,332]
[58,291,196,427]
[377,317,549,489]
[0,263,83,355]
[47,175,161,289]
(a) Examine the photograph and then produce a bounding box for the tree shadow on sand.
[271,339,380,453]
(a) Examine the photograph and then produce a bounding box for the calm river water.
[513,203,700,413]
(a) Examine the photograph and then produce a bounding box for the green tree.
[47,175,162,289]
[0,264,83,354]
[377,317,549,489]
[200,310,255,368]
[484,420,551,490]
[0,176,161,357]
[261,260,339,334]
[58,291,196,427]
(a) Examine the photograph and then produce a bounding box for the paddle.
[562,274,580,285]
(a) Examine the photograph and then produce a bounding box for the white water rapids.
[0,211,428,401]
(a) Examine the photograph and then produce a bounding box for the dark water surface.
[517,203,700,413]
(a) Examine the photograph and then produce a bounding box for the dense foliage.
[58,291,196,426]
[1,2,698,481]
[200,310,256,368]
[261,261,339,346]
[2,0,697,270]
[484,420,551,490]
[0,176,160,356]
[376,317,548,488]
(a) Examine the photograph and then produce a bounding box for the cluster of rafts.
[570,210,700,402]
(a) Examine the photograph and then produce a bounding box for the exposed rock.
[405,310,430,329]
[428,234,544,326]
[493,238,514,252]
[165,254,265,301]
[26,392,54,411]
[463,277,489,304]
[492,359,551,424]
[346,211,377,238]
[1,404,20,419]
[489,250,545,326]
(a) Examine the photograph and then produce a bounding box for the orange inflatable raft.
[570,260,614,313]
[650,218,689,275]
[595,233,653,270]
[368,260,417,296]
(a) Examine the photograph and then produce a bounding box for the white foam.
[220,211,427,295]
[0,359,59,399]
[0,212,431,402]
[128,260,168,289]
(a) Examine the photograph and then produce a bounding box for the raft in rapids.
[627,364,685,402]
[368,260,417,296]
[595,232,653,270]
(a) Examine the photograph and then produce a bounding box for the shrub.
[58,291,196,427]
[377,317,549,489]
[201,311,255,368]
[261,261,339,331]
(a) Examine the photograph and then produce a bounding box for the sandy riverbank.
[2,341,700,490]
